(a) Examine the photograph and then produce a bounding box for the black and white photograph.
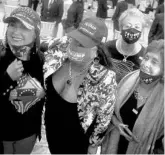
[0,0,164,154]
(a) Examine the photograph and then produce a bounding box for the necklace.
[66,61,91,85]
[123,55,130,62]
[118,39,136,62]
[134,91,148,106]
[134,86,153,109]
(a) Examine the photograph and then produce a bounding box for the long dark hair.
[0,40,6,59]
[97,42,113,69]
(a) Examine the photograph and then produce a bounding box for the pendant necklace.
[134,86,153,109]
[66,61,90,85]
[119,40,135,62]
[123,55,130,62]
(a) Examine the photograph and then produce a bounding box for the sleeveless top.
[44,76,89,154]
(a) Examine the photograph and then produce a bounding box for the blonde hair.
[118,8,146,31]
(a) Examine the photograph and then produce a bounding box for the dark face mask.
[139,70,161,84]
[9,42,34,61]
[121,28,141,44]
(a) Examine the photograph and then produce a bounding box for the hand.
[9,89,18,100]
[107,6,110,9]
[48,38,60,49]
[118,123,132,140]
[7,59,24,81]
[88,145,98,154]
[117,123,139,142]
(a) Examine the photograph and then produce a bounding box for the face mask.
[68,40,94,62]
[139,70,161,84]
[14,46,31,61]
[9,42,34,61]
[67,46,86,62]
[121,28,141,44]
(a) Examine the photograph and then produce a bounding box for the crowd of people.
[0,0,164,154]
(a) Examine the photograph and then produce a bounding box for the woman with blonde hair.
[106,8,146,83]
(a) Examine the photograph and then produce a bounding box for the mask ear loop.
[68,37,72,43]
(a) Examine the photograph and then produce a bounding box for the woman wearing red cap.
[43,17,117,154]
[0,7,45,154]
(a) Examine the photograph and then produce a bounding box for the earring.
[94,56,100,64]
[68,37,72,43]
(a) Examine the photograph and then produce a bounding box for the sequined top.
[44,36,117,146]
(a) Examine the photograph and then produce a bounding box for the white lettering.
[84,22,96,30]
[79,27,95,36]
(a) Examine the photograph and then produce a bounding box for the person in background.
[101,39,164,154]
[0,7,45,154]
[112,0,128,39]
[96,0,109,19]
[126,0,135,6]
[126,0,136,8]
[106,8,145,83]
[62,0,84,34]
[43,17,117,154]
[137,0,148,13]
[158,0,164,5]
[144,2,155,14]
[111,0,118,9]
[41,0,64,37]
[155,1,164,14]
[28,0,39,11]
[87,0,94,9]
[148,12,164,44]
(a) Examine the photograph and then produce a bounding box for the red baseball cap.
[67,17,108,48]
[4,7,41,32]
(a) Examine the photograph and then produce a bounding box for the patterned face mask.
[121,28,141,44]
[139,70,161,84]
[12,45,31,61]
[8,39,35,61]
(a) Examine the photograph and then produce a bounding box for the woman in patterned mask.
[106,8,146,83]
[101,39,164,154]
[43,17,117,154]
[0,7,45,154]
